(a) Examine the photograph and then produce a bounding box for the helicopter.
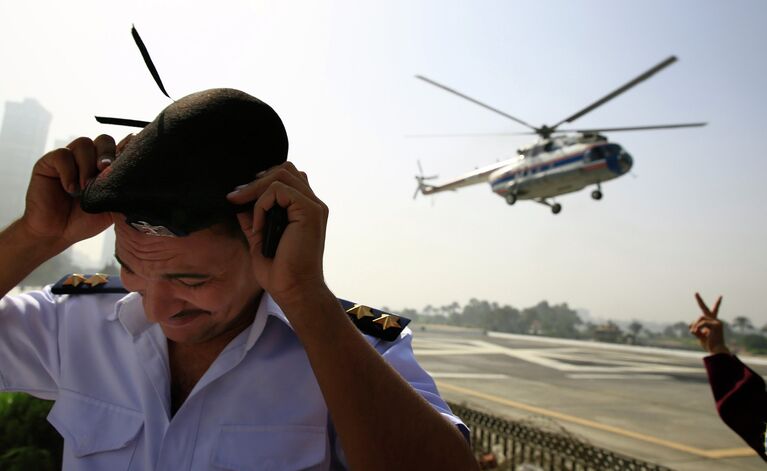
[413,56,706,214]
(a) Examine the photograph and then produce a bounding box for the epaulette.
[51,273,129,295]
[338,299,411,342]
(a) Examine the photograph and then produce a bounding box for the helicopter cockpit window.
[588,146,605,161]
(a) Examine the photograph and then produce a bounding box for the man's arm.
[704,353,767,460]
[691,293,767,461]
[228,163,478,471]
[0,220,67,297]
[284,289,476,470]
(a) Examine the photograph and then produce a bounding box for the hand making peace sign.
[690,293,730,355]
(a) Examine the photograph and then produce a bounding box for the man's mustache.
[170,309,211,318]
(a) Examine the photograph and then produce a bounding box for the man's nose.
[142,282,185,321]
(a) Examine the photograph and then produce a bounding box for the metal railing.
[448,402,672,471]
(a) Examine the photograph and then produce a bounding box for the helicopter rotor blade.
[415,75,538,131]
[95,116,150,128]
[556,122,707,134]
[406,131,537,138]
[550,56,678,130]
[414,160,439,199]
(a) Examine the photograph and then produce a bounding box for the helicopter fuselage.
[490,140,633,201]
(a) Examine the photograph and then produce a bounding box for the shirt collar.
[111,290,293,350]
[111,292,152,336]
[243,292,294,351]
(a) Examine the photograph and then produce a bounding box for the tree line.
[389,299,585,339]
[388,299,767,353]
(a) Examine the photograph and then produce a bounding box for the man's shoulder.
[337,299,411,342]
[50,273,129,295]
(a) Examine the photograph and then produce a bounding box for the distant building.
[593,322,623,343]
[0,98,52,227]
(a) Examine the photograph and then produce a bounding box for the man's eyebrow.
[164,272,210,280]
[114,253,209,280]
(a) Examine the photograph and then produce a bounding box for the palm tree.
[733,316,754,334]
[629,321,644,337]
[672,321,689,338]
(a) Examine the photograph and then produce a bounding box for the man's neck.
[167,312,257,415]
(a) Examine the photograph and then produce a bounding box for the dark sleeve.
[704,353,767,461]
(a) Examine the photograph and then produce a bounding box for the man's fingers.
[235,210,257,244]
[44,148,79,194]
[66,137,98,191]
[690,321,709,338]
[694,292,712,317]
[691,327,708,341]
[691,317,720,335]
[711,296,723,319]
[227,164,316,205]
[94,134,116,171]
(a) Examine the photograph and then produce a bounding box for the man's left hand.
[226,162,330,310]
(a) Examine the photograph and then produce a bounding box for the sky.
[1,0,766,327]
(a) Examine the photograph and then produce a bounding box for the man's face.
[113,216,260,345]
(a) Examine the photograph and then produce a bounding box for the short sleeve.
[377,329,470,440]
[0,287,61,399]
[328,328,470,468]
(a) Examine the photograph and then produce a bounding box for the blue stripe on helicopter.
[490,152,586,189]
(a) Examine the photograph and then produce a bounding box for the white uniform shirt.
[0,287,466,470]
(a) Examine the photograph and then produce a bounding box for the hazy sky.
[1,0,765,326]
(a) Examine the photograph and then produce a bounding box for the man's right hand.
[690,292,730,355]
[20,135,117,246]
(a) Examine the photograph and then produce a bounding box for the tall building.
[0,98,52,227]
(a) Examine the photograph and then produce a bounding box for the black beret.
[81,88,288,235]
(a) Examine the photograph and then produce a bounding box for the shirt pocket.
[212,424,328,471]
[47,390,143,470]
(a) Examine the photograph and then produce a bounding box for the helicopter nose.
[604,145,632,174]
[618,150,633,173]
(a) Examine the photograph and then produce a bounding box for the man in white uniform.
[0,88,476,470]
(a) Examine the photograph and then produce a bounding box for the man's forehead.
[114,217,204,255]
[113,216,239,264]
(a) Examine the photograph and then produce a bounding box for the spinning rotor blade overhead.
[550,56,678,129]
[415,56,701,140]
[406,131,537,138]
[415,75,537,131]
[559,122,707,134]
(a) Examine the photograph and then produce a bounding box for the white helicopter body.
[419,135,632,213]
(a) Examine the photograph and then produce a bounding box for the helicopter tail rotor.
[414,160,438,199]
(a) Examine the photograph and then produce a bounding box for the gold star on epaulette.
[84,274,109,287]
[63,274,87,287]
[346,304,375,320]
[373,313,401,330]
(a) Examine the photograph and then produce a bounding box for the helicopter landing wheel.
[551,203,562,215]
[591,190,603,200]
[505,192,517,205]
